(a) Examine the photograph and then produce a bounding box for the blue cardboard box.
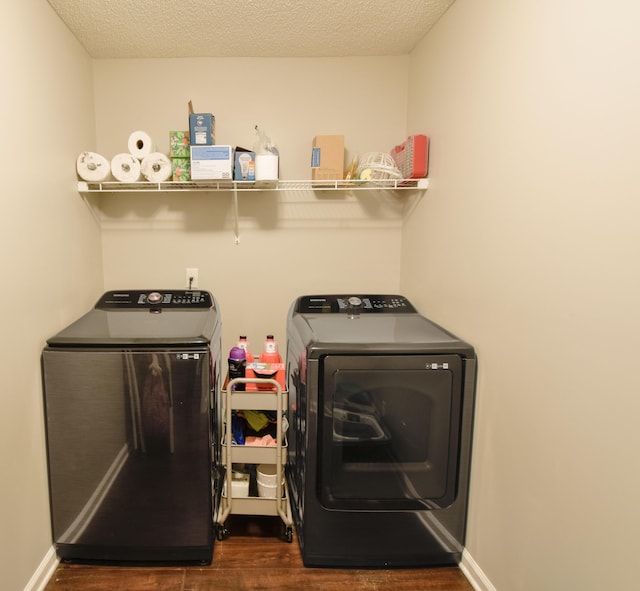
[189,113,215,145]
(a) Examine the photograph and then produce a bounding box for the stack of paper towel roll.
[76,131,172,183]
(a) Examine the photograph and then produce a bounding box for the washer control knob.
[147,291,163,304]
[347,296,362,307]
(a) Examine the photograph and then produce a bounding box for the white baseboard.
[460,549,497,591]
[23,546,59,591]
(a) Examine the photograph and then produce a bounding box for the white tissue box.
[190,145,232,180]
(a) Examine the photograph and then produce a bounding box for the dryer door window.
[318,354,463,510]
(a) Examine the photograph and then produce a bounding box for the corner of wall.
[23,546,59,591]
[460,549,497,591]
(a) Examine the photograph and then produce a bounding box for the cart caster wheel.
[216,524,229,541]
[284,526,293,543]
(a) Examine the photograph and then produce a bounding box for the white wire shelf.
[76,178,429,193]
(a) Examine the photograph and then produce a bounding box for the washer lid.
[290,294,475,355]
[46,290,219,347]
[300,315,466,349]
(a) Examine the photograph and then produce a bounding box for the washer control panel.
[296,294,416,314]
[95,290,212,309]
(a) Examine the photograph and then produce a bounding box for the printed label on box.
[311,147,321,167]
[235,150,256,180]
[190,145,232,180]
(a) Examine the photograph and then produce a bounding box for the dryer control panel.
[95,290,213,309]
[295,294,417,314]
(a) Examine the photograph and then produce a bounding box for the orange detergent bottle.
[237,335,254,363]
[259,334,282,365]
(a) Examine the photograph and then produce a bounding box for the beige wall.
[0,1,103,589]
[403,1,640,589]
[92,57,410,355]
[8,1,640,589]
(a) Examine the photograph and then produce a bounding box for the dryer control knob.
[147,291,163,304]
[347,296,362,307]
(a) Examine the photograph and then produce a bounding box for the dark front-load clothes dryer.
[41,290,222,564]
[286,294,476,567]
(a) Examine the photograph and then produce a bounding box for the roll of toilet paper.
[128,130,155,160]
[111,153,142,182]
[255,153,279,181]
[141,152,172,182]
[76,151,110,182]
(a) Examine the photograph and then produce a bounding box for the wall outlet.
[186,267,199,289]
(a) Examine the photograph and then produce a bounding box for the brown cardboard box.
[311,135,345,180]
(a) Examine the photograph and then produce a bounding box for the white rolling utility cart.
[215,377,293,542]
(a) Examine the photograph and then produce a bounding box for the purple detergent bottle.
[228,346,246,391]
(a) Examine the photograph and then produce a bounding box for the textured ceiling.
[46,0,455,59]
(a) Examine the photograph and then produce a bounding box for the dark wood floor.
[44,516,474,591]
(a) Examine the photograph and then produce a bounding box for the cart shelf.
[215,377,293,543]
[221,438,288,464]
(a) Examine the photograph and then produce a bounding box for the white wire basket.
[356,152,403,182]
